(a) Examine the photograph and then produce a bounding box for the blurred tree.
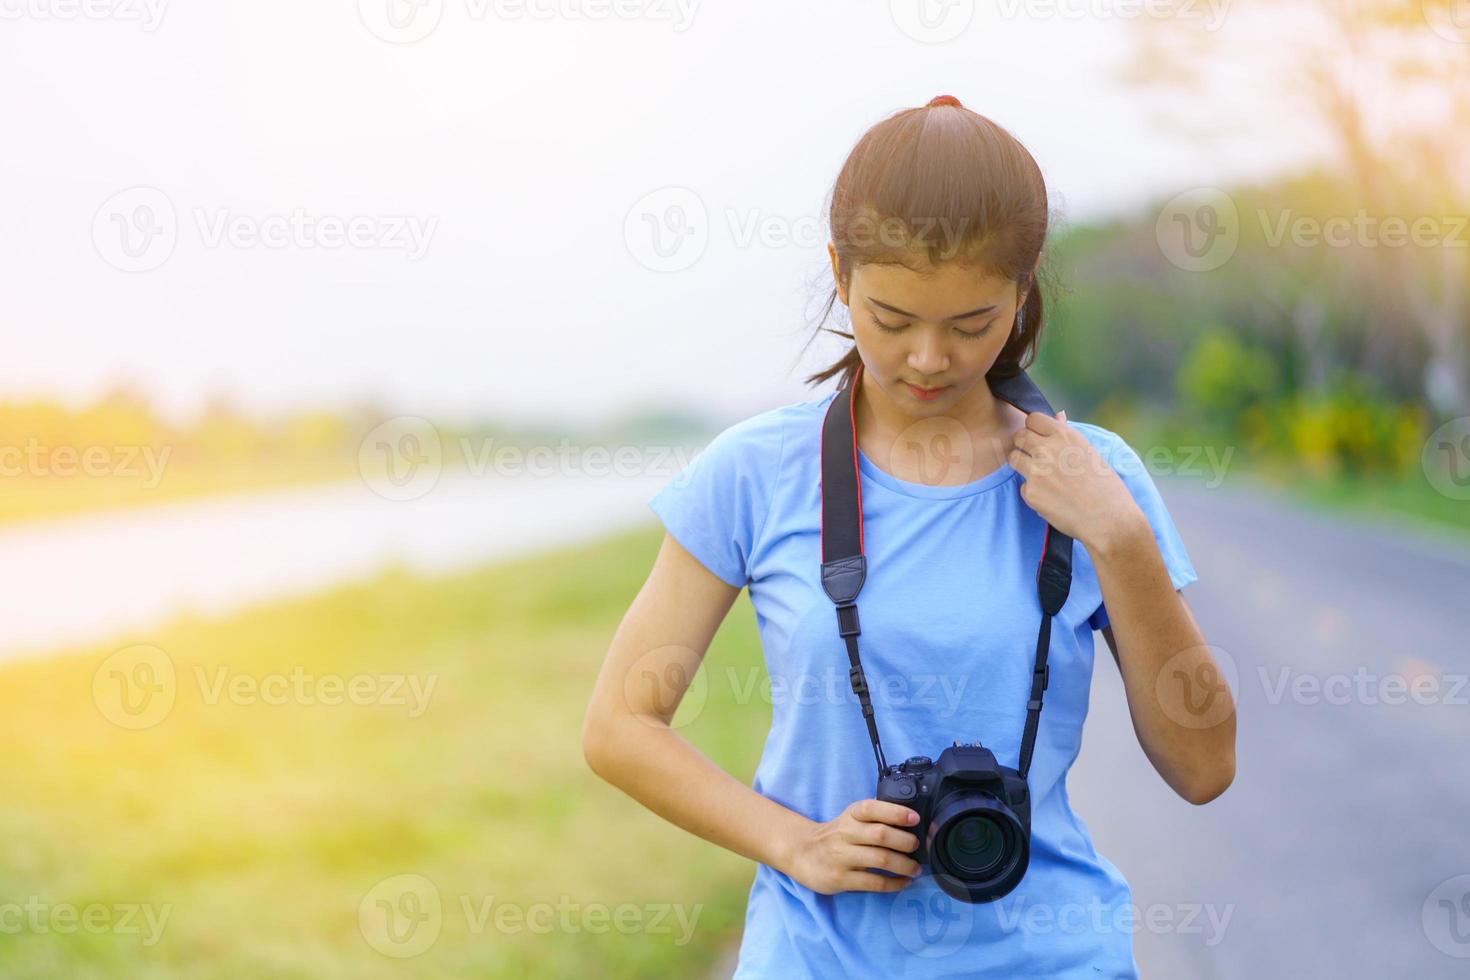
[1121,0,1470,416]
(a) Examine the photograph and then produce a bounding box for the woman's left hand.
[1007,411,1146,551]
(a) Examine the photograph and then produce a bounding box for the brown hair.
[800,95,1054,391]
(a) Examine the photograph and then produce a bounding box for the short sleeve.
[648,410,787,589]
[1077,426,1199,631]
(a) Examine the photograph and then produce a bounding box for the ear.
[1016,267,1038,309]
[827,242,849,307]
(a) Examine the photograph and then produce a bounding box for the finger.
[1058,409,1068,423]
[847,844,923,878]
[1025,410,1061,435]
[1007,447,1030,473]
[860,822,921,853]
[852,798,920,827]
[840,870,913,894]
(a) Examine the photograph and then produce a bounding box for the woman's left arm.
[1009,411,1237,806]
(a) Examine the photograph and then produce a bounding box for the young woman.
[583,95,1236,978]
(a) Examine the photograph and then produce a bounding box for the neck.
[854,367,1008,445]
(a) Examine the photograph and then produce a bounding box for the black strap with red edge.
[820,363,1074,781]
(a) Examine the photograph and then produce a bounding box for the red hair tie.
[926,94,963,109]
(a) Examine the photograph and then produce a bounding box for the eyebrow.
[869,298,998,321]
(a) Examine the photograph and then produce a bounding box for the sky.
[1,0,1334,429]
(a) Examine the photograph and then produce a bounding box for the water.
[0,470,666,662]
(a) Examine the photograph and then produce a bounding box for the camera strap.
[820,361,1074,781]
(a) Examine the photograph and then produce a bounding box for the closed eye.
[872,314,994,340]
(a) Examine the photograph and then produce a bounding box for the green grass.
[0,456,362,526]
[0,525,770,978]
[1242,465,1470,538]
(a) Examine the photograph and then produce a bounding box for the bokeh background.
[3,1,1469,976]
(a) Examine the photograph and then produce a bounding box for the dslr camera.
[876,740,1031,903]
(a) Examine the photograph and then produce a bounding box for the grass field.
[0,524,769,978]
[0,457,362,526]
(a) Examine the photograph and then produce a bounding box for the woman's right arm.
[580,532,922,895]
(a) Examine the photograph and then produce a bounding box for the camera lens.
[928,790,1029,903]
[943,815,1007,876]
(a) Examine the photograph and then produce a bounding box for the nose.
[906,329,950,377]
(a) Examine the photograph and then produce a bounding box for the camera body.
[875,741,1031,903]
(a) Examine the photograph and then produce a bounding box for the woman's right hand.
[782,798,924,894]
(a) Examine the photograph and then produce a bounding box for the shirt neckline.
[811,388,1020,499]
[856,446,1019,499]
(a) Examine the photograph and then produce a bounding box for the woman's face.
[828,247,1028,421]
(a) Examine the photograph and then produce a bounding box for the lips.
[905,382,950,401]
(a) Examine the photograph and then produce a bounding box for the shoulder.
[686,390,834,474]
[1064,420,1149,478]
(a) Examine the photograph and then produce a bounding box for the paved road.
[1068,476,1470,978]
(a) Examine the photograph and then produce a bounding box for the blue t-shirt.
[648,388,1198,979]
